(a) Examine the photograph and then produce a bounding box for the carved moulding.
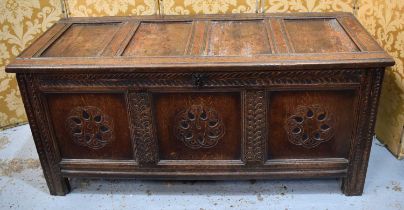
[65,106,114,149]
[342,69,385,195]
[244,90,266,162]
[127,92,158,164]
[37,69,362,88]
[17,74,69,195]
[285,104,335,149]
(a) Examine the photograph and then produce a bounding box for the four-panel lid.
[6,13,395,73]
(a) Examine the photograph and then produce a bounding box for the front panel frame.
[15,67,383,196]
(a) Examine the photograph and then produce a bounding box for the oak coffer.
[5,12,395,196]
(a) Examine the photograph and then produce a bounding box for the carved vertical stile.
[342,69,385,195]
[127,92,158,165]
[244,90,266,164]
[16,73,70,195]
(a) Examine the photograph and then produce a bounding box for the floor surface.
[0,124,403,210]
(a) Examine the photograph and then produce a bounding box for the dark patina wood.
[6,12,394,196]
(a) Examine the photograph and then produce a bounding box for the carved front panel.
[174,104,225,149]
[46,93,133,160]
[284,104,335,149]
[267,90,356,159]
[153,92,242,161]
[66,106,114,150]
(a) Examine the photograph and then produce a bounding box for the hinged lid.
[6,12,395,73]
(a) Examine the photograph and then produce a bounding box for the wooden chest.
[6,13,394,196]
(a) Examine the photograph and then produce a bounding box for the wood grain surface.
[6,13,395,196]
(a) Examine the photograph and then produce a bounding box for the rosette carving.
[174,104,225,149]
[285,104,335,149]
[66,106,114,149]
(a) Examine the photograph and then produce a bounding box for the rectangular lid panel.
[41,23,120,57]
[283,18,359,53]
[122,22,192,56]
[206,20,272,56]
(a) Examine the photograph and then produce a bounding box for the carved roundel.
[65,106,114,150]
[174,104,225,149]
[284,104,335,149]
